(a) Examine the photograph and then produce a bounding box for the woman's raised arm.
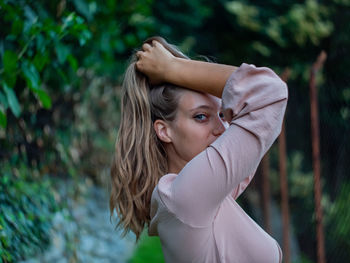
[136,40,237,98]
[153,63,288,227]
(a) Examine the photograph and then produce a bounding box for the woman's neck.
[165,144,187,174]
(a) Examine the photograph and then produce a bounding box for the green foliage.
[0,0,157,185]
[0,0,91,126]
[0,0,348,262]
[325,182,350,261]
[0,2,157,259]
[0,162,59,262]
[2,82,21,118]
[70,0,156,77]
[297,254,315,263]
[129,232,164,263]
[286,152,317,244]
[221,0,333,64]
[153,0,212,40]
[225,1,261,32]
[268,148,350,262]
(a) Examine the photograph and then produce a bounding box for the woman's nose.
[213,118,226,136]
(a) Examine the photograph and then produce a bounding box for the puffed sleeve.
[156,63,288,227]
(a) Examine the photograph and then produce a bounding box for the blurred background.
[0,0,349,262]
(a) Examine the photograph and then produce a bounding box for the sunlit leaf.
[24,5,38,25]
[78,29,92,46]
[63,12,75,26]
[251,41,271,57]
[225,1,261,32]
[22,60,40,90]
[73,0,93,20]
[34,89,52,109]
[2,82,21,117]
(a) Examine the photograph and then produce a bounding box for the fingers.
[142,43,152,51]
[136,51,143,59]
[152,40,161,47]
[152,40,166,52]
[137,42,156,61]
[137,41,162,61]
[135,51,144,70]
[142,40,163,51]
[143,36,165,46]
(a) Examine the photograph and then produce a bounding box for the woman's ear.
[153,120,172,143]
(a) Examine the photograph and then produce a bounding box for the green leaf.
[73,0,90,20]
[124,34,137,47]
[22,61,40,91]
[115,40,126,53]
[3,50,17,74]
[36,34,46,53]
[11,19,23,36]
[251,41,271,57]
[78,29,91,46]
[33,52,49,72]
[0,90,8,110]
[2,83,21,117]
[34,89,52,109]
[67,55,78,72]
[63,12,76,26]
[0,109,7,128]
[55,42,69,64]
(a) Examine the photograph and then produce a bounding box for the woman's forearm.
[165,57,237,98]
[136,40,237,97]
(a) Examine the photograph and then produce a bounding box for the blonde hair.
[110,37,189,240]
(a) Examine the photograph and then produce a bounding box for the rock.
[19,178,137,263]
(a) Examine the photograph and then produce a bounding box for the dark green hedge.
[0,162,59,262]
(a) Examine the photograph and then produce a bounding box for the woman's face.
[167,89,228,164]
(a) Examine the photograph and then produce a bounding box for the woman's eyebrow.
[189,105,216,112]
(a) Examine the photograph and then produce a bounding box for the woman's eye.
[194,114,208,121]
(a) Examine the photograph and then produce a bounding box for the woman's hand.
[136,40,175,85]
[136,37,236,97]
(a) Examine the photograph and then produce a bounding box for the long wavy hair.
[110,37,189,240]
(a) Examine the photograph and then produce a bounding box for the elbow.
[265,65,289,102]
[279,82,289,113]
[272,71,289,102]
[281,80,289,102]
[269,73,289,114]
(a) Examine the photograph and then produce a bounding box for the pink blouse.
[149,63,288,263]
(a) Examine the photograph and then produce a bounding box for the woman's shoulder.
[153,173,178,202]
[150,173,178,224]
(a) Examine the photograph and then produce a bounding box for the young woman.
[110,37,288,263]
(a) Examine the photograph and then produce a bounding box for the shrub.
[0,162,59,262]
